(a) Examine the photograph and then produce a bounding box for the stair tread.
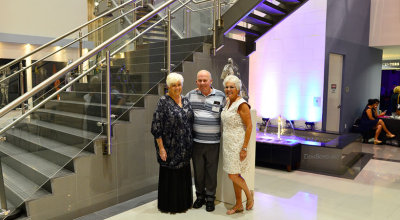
[6,128,92,158]
[3,163,51,202]
[27,119,106,140]
[36,108,113,124]
[49,99,132,110]
[0,141,73,178]
[60,91,147,96]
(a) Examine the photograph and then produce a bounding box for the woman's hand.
[159,148,167,161]
[240,149,247,161]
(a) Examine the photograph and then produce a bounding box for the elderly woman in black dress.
[151,72,194,213]
[360,99,395,144]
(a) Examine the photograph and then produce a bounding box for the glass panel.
[0,2,147,216]
[0,46,108,214]
[152,0,237,39]
[110,7,167,123]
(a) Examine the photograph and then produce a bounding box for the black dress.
[151,95,194,213]
[359,106,378,132]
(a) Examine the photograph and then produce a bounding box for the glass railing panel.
[0,56,105,217]
[0,1,143,108]
[0,0,204,217]
[152,0,237,38]
[110,13,167,123]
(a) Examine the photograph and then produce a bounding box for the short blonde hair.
[223,75,241,91]
[394,86,400,94]
[166,72,184,87]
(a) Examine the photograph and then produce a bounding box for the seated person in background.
[391,86,400,116]
[360,99,395,144]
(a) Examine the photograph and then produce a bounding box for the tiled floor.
[80,143,400,220]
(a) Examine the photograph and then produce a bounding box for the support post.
[19,62,25,114]
[167,8,171,74]
[78,31,83,74]
[105,51,112,155]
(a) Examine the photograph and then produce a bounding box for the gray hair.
[166,72,184,87]
[223,75,241,91]
[197,70,212,80]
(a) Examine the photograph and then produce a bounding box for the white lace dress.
[221,98,250,174]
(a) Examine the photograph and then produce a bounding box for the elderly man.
[186,70,225,212]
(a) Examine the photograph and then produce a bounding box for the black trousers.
[192,142,220,201]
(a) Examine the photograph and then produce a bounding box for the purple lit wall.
[249,0,327,129]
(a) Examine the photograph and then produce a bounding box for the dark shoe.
[193,198,205,209]
[206,201,215,212]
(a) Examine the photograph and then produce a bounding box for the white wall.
[370,0,400,47]
[0,0,88,39]
[249,0,327,129]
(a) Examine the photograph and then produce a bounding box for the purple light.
[249,0,327,128]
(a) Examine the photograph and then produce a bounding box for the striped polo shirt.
[186,88,226,143]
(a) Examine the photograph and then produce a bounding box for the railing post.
[78,31,83,74]
[212,0,217,56]
[19,62,25,114]
[184,7,187,37]
[167,8,171,74]
[217,0,222,27]
[188,8,191,37]
[0,159,9,215]
[105,51,112,155]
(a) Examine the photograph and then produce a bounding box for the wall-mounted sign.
[382,60,400,69]
[331,84,336,93]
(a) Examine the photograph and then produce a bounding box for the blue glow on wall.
[249,0,327,128]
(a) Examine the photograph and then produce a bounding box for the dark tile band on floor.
[75,191,158,220]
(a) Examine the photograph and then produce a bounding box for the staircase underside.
[218,0,309,55]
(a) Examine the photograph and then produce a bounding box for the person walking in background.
[186,70,225,212]
[151,72,194,213]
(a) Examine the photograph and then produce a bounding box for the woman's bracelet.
[241,147,247,152]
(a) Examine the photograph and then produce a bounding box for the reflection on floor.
[78,143,400,220]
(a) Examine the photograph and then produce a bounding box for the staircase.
[0,36,210,219]
[217,0,309,55]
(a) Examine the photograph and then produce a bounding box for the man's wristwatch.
[242,147,247,152]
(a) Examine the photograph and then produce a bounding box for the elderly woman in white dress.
[221,75,254,215]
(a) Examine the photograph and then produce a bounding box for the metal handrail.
[0,0,177,119]
[0,5,143,85]
[0,0,190,135]
[0,0,140,73]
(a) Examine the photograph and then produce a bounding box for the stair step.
[47,99,133,112]
[133,42,203,54]
[3,163,51,205]
[6,128,93,159]
[35,108,117,126]
[26,119,105,141]
[32,108,129,134]
[277,0,302,6]
[0,141,73,178]
[260,1,288,14]
[59,91,146,106]
[44,98,135,121]
[0,141,73,191]
[234,25,262,36]
[244,13,274,26]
